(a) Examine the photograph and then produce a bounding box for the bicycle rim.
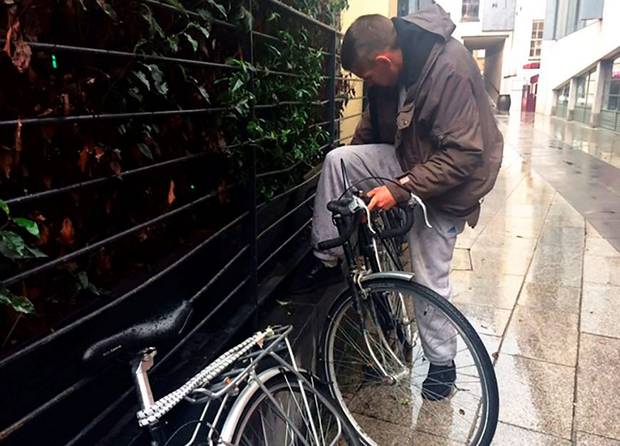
[322,280,498,445]
[230,373,359,445]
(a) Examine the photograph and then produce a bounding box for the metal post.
[327,29,338,150]
[246,0,259,328]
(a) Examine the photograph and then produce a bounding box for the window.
[575,75,587,106]
[551,0,599,40]
[605,58,620,111]
[575,69,597,108]
[529,20,544,59]
[554,83,570,117]
[556,84,570,105]
[462,0,479,22]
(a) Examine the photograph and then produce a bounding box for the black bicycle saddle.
[82,300,193,366]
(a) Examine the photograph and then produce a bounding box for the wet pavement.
[451,113,620,445]
[274,112,620,445]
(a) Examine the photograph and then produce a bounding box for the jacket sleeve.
[350,108,375,145]
[387,73,484,202]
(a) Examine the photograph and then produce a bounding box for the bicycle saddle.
[83,300,193,366]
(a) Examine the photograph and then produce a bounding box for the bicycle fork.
[337,223,407,384]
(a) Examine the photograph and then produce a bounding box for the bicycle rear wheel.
[224,371,361,445]
[321,274,498,446]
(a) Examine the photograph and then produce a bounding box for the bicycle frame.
[132,325,344,446]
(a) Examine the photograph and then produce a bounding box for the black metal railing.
[0,0,365,444]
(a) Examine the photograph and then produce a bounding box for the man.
[295,4,503,399]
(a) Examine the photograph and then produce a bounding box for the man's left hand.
[367,186,397,211]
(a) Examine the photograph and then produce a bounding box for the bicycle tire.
[320,273,499,446]
[221,371,361,446]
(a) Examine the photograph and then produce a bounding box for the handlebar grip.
[378,205,415,239]
[317,214,356,250]
[326,198,353,215]
[317,236,346,251]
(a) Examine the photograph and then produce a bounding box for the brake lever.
[352,195,377,235]
[409,193,432,228]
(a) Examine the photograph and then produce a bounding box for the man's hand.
[367,186,397,211]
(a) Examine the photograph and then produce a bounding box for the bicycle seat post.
[131,348,157,412]
[132,348,169,445]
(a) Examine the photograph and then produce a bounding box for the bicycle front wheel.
[321,273,498,446]
[224,371,361,445]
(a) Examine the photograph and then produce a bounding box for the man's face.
[355,53,401,87]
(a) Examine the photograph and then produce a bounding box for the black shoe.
[288,257,342,294]
[422,361,456,401]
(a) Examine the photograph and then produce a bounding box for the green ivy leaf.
[187,23,210,41]
[161,0,186,14]
[197,8,213,22]
[27,246,47,258]
[132,71,151,91]
[133,39,149,53]
[267,12,280,22]
[140,5,165,39]
[0,286,34,314]
[0,200,9,217]
[180,33,198,52]
[144,64,169,96]
[14,218,39,237]
[95,0,118,21]
[232,5,252,31]
[206,0,227,19]
[78,271,89,289]
[128,86,143,102]
[137,143,154,160]
[231,78,243,94]
[166,35,179,53]
[197,85,209,103]
[0,231,31,259]
[74,271,102,296]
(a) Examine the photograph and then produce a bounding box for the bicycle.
[316,176,499,445]
[82,302,361,445]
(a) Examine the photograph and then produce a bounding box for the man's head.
[341,14,403,87]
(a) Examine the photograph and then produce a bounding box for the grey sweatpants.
[311,144,465,364]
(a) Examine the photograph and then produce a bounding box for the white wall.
[536,0,620,115]
[434,0,546,113]
[504,0,547,112]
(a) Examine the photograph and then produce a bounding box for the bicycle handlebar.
[317,212,356,251]
[317,192,421,250]
[377,204,414,239]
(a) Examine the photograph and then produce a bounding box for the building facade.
[537,0,620,131]
[401,0,547,114]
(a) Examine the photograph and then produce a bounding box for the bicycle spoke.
[323,286,496,446]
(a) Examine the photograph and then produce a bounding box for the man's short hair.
[341,14,398,72]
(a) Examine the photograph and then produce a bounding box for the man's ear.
[374,54,393,67]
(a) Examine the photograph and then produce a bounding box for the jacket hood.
[400,3,456,42]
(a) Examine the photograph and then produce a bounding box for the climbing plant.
[0,200,43,313]
[0,0,350,349]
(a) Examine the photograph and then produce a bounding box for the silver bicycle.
[83,302,361,445]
